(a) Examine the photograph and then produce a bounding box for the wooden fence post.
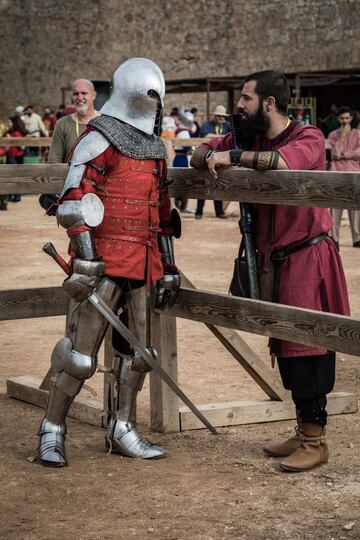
[150,312,179,432]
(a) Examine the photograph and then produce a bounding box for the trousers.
[330,208,360,244]
[277,352,336,426]
[196,199,224,217]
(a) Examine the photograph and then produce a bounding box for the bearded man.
[191,70,350,472]
[48,79,99,163]
[38,58,180,467]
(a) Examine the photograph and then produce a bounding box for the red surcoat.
[61,139,172,283]
[201,121,350,357]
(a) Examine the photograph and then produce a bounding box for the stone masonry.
[1,0,359,113]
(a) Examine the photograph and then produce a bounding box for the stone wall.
[1,0,359,114]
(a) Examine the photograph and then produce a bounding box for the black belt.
[272,233,328,262]
[272,233,328,302]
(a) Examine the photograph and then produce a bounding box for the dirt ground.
[1,196,360,540]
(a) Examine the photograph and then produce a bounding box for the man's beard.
[238,104,270,137]
[75,103,88,115]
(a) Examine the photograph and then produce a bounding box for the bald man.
[48,79,100,163]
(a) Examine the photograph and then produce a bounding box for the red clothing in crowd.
[42,114,57,136]
[201,120,350,357]
[61,136,171,284]
[6,130,24,159]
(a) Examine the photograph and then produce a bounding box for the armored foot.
[38,419,68,467]
[106,418,165,459]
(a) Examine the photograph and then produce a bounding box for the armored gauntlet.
[156,233,180,309]
[63,259,105,302]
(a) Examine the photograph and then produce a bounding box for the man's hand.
[339,124,351,134]
[207,151,231,179]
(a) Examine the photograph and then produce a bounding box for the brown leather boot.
[280,423,328,472]
[263,411,303,457]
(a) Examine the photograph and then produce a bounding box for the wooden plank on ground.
[7,376,357,432]
[179,272,287,401]
[179,392,358,430]
[1,165,360,209]
[7,375,103,427]
[0,287,68,320]
[166,288,360,357]
[150,312,180,432]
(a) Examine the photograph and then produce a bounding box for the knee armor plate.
[51,337,97,380]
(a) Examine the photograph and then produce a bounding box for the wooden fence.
[0,137,209,168]
[1,164,360,431]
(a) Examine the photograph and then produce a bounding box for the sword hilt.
[42,242,72,275]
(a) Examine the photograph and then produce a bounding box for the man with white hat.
[14,106,27,135]
[199,105,231,138]
[196,105,230,219]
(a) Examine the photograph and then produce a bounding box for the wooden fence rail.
[1,164,360,209]
[0,137,209,148]
[1,164,360,431]
[1,286,359,357]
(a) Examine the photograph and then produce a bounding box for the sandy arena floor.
[0,196,360,539]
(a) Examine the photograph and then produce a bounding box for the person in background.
[55,104,65,120]
[13,106,27,134]
[199,105,231,138]
[329,106,360,248]
[351,107,360,130]
[190,107,200,137]
[23,105,48,158]
[41,107,57,161]
[5,117,25,202]
[170,106,180,127]
[0,120,8,210]
[173,108,194,214]
[48,79,99,163]
[319,104,340,138]
[161,115,177,138]
[161,115,177,161]
[23,105,48,137]
[195,105,230,219]
[42,107,57,136]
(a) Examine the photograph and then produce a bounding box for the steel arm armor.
[156,227,181,309]
[57,193,104,260]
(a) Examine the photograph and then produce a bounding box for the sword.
[89,291,217,434]
[43,242,218,435]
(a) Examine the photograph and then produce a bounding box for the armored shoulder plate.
[59,130,110,198]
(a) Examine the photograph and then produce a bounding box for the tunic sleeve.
[199,132,233,152]
[344,131,360,160]
[48,121,66,163]
[277,126,326,170]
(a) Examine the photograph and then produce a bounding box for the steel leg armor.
[38,278,121,466]
[106,351,165,459]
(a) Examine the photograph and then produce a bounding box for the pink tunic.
[201,121,350,357]
[329,128,360,172]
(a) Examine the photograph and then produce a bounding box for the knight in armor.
[37,58,180,467]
